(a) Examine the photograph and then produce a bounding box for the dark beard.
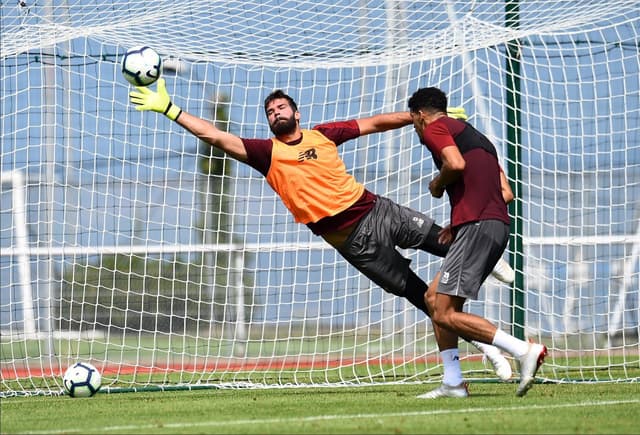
[269,116,296,136]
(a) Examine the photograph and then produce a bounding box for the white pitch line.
[18,398,640,434]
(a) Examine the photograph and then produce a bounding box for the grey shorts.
[336,195,435,296]
[437,220,510,300]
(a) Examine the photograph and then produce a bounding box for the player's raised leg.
[490,257,515,284]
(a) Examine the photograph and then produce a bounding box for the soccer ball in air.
[62,362,102,397]
[121,46,162,86]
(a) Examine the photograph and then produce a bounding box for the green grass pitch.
[2,382,638,434]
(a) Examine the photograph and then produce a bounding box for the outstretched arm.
[175,111,248,162]
[130,79,248,162]
[355,112,413,135]
[355,107,469,136]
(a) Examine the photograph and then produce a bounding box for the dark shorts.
[437,220,510,300]
[336,195,435,296]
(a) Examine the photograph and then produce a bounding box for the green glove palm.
[447,106,468,121]
[129,78,182,121]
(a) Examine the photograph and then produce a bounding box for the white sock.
[441,348,463,386]
[491,329,530,358]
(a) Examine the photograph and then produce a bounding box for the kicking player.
[408,86,546,398]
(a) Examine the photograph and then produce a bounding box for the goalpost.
[0,171,37,338]
[1,0,639,396]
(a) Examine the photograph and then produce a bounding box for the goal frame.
[1,0,639,397]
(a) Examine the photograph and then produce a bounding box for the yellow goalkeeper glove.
[129,78,182,121]
[447,106,468,121]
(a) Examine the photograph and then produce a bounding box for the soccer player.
[129,80,514,382]
[408,86,547,398]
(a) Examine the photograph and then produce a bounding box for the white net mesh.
[1,0,639,395]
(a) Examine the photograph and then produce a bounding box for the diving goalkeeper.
[129,80,515,385]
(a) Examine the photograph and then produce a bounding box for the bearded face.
[269,113,297,136]
[265,97,299,137]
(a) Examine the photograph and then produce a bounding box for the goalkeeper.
[130,80,515,385]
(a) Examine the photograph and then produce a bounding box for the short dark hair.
[264,89,298,114]
[408,87,447,114]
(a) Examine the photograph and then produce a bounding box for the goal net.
[1,0,638,396]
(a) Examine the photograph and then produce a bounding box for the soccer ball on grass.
[63,362,102,397]
[121,46,162,86]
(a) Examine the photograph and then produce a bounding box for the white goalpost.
[0,171,37,338]
[1,0,639,396]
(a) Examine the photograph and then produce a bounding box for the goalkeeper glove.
[129,78,182,121]
[447,106,468,121]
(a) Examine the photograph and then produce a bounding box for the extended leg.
[430,290,547,397]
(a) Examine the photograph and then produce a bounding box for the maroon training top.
[421,117,509,228]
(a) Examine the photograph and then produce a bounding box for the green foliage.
[58,254,212,333]
[57,252,256,333]
[199,93,231,178]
